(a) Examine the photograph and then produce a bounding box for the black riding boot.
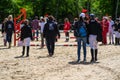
[90,49,94,62]
[26,46,29,57]
[65,38,69,42]
[21,46,25,57]
[118,38,120,45]
[115,38,118,45]
[95,49,98,61]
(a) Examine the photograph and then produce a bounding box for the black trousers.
[65,32,69,41]
[41,33,44,47]
[46,36,56,54]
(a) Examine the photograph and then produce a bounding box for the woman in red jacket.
[101,17,109,45]
[64,18,71,42]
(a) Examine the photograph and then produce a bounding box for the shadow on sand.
[14,56,27,58]
[0,47,9,50]
[68,61,100,65]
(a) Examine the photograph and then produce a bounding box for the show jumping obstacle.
[14,8,26,46]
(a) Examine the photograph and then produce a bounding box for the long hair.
[8,15,13,21]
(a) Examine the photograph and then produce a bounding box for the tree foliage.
[0,0,120,22]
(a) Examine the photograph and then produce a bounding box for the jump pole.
[14,8,26,46]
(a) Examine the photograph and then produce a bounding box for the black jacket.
[5,20,14,34]
[113,23,120,31]
[43,21,60,38]
[20,25,33,41]
[87,20,99,35]
[88,20,102,41]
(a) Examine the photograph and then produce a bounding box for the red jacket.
[64,22,71,32]
[101,20,109,32]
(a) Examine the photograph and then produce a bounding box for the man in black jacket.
[43,15,60,56]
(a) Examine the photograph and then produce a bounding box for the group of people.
[1,13,120,62]
[73,13,120,63]
[20,15,60,57]
[1,15,60,57]
[73,13,101,63]
[1,15,14,48]
[60,13,120,63]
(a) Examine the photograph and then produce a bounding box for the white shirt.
[39,22,46,33]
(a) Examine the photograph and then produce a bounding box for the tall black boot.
[117,38,119,45]
[115,38,118,45]
[118,38,120,45]
[26,46,29,57]
[4,39,7,46]
[90,49,94,62]
[21,46,25,57]
[95,49,98,61]
[65,38,69,42]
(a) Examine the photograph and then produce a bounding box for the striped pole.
[30,44,78,46]
[56,36,76,39]
[32,36,76,39]
[59,30,74,33]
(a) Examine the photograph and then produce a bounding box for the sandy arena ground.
[0,33,120,80]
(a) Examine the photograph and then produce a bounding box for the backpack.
[48,22,55,31]
[76,22,87,37]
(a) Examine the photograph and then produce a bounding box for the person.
[39,17,46,48]
[43,15,60,57]
[64,18,71,42]
[20,19,33,57]
[101,17,109,45]
[113,18,120,45]
[74,13,87,63]
[108,16,114,44]
[5,15,14,48]
[73,18,78,42]
[2,18,8,46]
[53,18,58,42]
[87,14,102,62]
[118,21,120,45]
[32,16,40,41]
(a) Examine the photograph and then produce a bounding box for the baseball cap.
[79,13,85,18]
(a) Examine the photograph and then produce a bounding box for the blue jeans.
[6,32,12,43]
[77,37,87,61]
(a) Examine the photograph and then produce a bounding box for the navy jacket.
[43,21,60,38]
[20,25,33,41]
[5,20,14,35]
[88,20,102,41]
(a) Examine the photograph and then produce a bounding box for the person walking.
[32,16,40,41]
[108,16,114,44]
[87,14,102,62]
[2,18,8,46]
[43,15,60,57]
[5,15,14,48]
[39,17,46,48]
[20,19,33,57]
[74,13,87,63]
[63,18,71,42]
